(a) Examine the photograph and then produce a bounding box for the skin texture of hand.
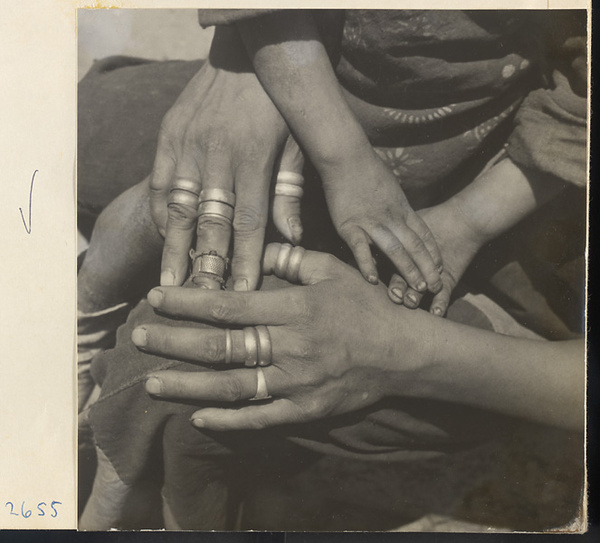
[132,243,584,431]
[237,11,443,293]
[321,146,443,292]
[388,202,481,315]
[132,244,429,429]
[149,27,292,292]
[388,159,566,315]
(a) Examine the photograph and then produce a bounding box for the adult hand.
[150,27,296,291]
[321,147,443,293]
[131,243,431,430]
[388,203,481,315]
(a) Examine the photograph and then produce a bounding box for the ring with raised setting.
[286,246,306,283]
[274,243,293,277]
[255,325,272,367]
[276,171,304,186]
[249,366,271,401]
[275,183,304,199]
[243,327,259,367]
[199,188,236,208]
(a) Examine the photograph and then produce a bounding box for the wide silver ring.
[172,178,201,195]
[198,201,234,222]
[168,190,200,208]
[275,183,304,199]
[199,188,236,208]
[276,171,304,186]
[243,327,259,367]
[255,325,272,367]
[286,246,306,284]
[224,329,233,365]
[249,367,271,401]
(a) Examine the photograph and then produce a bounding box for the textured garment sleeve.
[197,9,279,28]
[506,23,587,187]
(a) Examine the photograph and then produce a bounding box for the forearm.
[384,308,585,431]
[447,158,565,247]
[236,11,370,175]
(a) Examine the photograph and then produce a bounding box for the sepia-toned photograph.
[76,8,587,531]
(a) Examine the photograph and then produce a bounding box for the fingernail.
[288,217,303,243]
[160,270,175,286]
[131,327,147,347]
[367,274,379,285]
[431,307,444,316]
[416,281,427,292]
[406,293,418,306]
[234,279,248,292]
[145,377,162,395]
[147,288,164,307]
[191,417,205,428]
[437,264,444,274]
[391,288,403,301]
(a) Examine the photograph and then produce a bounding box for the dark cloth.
[198,9,587,195]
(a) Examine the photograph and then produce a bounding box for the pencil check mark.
[20,170,37,234]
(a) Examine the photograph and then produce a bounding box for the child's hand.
[322,148,443,293]
[388,202,482,316]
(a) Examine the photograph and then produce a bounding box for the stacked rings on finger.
[169,178,201,208]
[266,243,306,284]
[223,326,273,367]
[275,170,304,199]
[198,188,236,223]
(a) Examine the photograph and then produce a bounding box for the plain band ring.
[250,367,271,401]
[286,246,306,283]
[172,178,201,195]
[274,244,293,277]
[275,183,304,198]
[276,171,304,186]
[198,201,235,222]
[255,325,272,367]
[243,327,259,367]
[224,329,233,365]
[199,188,236,207]
[168,191,200,208]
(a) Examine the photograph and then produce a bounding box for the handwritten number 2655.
[5,501,61,518]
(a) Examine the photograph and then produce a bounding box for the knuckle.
[233,207,264,234]
[202,335,225,363]
[208,300,240,324]
[221,378,244,402]
[167,202,198,225]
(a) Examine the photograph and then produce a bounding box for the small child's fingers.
[388,274,408,305]
[369,226,424,291]
[339,225,378,284]
[402,287,423,309]
[407,213,443,274]
[430,284,451,317]
[273,195,303,245]
[392,225,442,294]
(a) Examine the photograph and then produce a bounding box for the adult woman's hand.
[150,27,298,291]
[133,243,427,428]
[132,244,584,431]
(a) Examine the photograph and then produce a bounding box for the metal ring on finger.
[275,170,304,199]
[199,188,236,208]
[249,366,271,401]
[171,178,201,195]
[189,249,228,285]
